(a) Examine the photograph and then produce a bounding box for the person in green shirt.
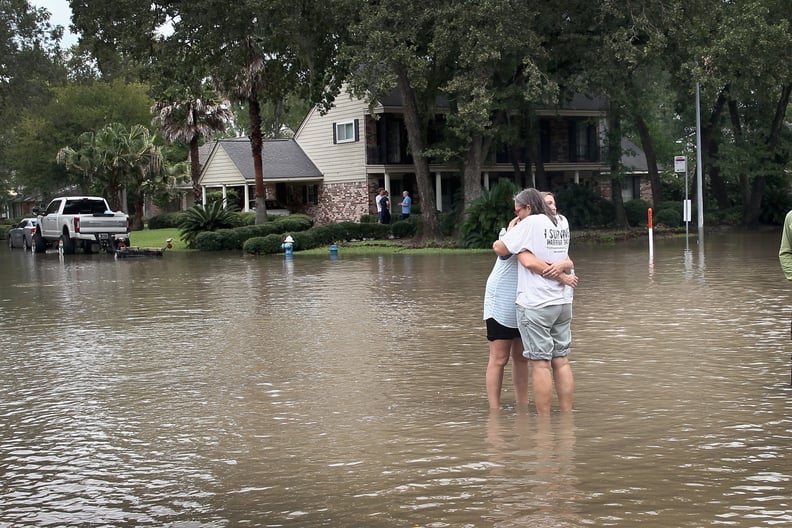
[780,210,792,281]
[780,210,792,343]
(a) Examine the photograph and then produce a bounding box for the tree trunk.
[248,96,268,225]
[189,135,202,204]
[634,115,661,207]
[703,87,730,209]
[396,68,440,238]
[462,132,493,210]
[608,108,628,228]
[132,193,145,231]
[742,83,792,227]
[527,114,547,190]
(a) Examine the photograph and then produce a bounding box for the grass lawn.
[129,228,187,250]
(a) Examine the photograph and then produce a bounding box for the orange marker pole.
[648,208,654,259]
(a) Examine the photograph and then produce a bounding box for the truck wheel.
[33,231,46,253]
[60,233,75,255]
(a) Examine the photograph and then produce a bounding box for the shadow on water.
[0,231,790,526]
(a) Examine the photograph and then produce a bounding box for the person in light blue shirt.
[398,191,412,220]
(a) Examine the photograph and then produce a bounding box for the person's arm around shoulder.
[780,210,792,281]
[492,215,524,256]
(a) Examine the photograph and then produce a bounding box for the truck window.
[46,200,61,214]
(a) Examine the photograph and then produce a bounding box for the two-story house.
[196,86,651,223]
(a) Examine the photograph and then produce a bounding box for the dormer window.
[333,119,359,144]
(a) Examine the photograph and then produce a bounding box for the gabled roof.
[621,137,650,173]
[205,137,323,182]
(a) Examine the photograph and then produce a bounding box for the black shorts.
[486,318,521,341]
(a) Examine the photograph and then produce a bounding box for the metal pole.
[695,82,704,231]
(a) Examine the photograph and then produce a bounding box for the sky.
[36,0,78,47]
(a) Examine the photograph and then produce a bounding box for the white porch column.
[483,172,490,190]
[201,187,207,206]
[221,185,227,208]
[243,185,251,211]
[574,170,580,184]
[435,172,443,212]
[384,172,392,195]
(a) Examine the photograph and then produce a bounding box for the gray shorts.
[516,303,572,361]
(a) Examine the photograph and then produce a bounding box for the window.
[304,184,318,205]
[333,119,358,144]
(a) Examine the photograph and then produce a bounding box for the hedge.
[243,221,392,255]
[193,214,313,251]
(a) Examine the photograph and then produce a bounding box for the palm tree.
[57,123,163,229]
[152,91,233,204]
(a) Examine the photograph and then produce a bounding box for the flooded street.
[1,231,790,527]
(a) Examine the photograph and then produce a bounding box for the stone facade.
[307,181,370,225]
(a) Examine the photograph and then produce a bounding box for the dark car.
[7,217,38,250]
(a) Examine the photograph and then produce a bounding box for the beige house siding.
[200,146,245,186]
[295,89,367,185]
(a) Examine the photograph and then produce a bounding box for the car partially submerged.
[7,217,38,250]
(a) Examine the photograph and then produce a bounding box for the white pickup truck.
[32,196,131,254]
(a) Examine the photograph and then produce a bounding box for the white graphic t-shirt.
[500,214,571,309]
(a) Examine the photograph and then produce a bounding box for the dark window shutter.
[354,119,360,141]
[332,122,337,144]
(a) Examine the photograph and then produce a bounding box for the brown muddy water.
[0,230,790,527]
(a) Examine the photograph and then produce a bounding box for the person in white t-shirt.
[493,188,577,416]
[375,188,384,222]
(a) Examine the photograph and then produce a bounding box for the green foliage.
[554,185,616,229]
[194,230,227,251]
[360,214,378,223]
[624,199,651,227]
[457,180,518,248]
[9,81,154,195]
[237,212,256,225]
[206,189,241,210]
[148,212,187,229]
[243,233,284,255]
[243,221,392,255]
[192,214,314,250]
[178,201,241,248]
[654,208,682,227]
[391,219,417,238]
[759,174,792,225]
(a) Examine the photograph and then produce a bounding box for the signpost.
[675,155,691,249]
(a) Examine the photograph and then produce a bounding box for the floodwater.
[0,231,789,527]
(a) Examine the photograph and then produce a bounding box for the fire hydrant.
[281,235,294,256]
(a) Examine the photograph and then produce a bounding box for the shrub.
[178,202,241,248]
[391,219,417,238]
[358,222,391,239]
[624,199,652,227]
[654,208,682,227]
[236,211,256,225]
[271,214,314,232]
[242,220,394,255]
[555,185,616,228]
[458,179,518,248]
[194,231,228,251]
[360,214,378,223]
[148,212,186,229]
[243,234,284,255]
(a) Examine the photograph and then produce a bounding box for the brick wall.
[308,181,370,225]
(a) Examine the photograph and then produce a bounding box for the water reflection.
[0,231,790,526]
[485,411,580,526]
